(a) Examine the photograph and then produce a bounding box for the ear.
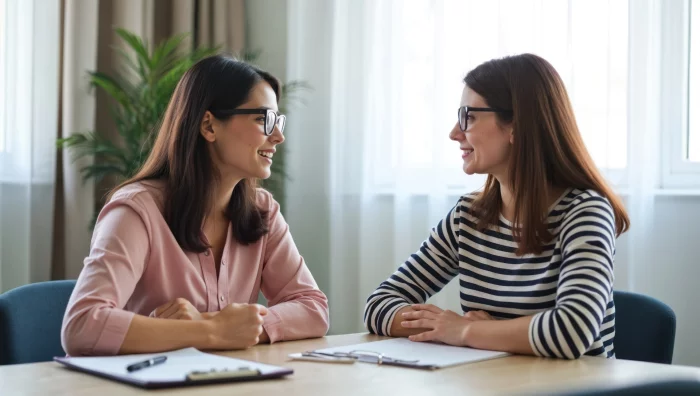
[200,111,217,143]
[508,127,515,144]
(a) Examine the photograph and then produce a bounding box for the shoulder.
[560,188,614,218]
[105,180,166,219]
[254,188,278,210]
[558,188,616,237]
[456,190,481,210]
[452,190,483,220]
[254,188,284,220]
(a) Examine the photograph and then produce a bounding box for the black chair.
[613,290,676,364]
[0,280,76,365]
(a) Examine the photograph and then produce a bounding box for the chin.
[463,163,476,175]
[256,169,272,179]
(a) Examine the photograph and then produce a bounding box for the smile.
[258,151,273,159]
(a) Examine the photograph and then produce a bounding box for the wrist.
[461,320,475,347]
[200,319,219,349]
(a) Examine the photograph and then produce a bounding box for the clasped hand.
[153,298,267,349]
[401,304,493,346]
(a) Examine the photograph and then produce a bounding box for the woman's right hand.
[207,303,268,350]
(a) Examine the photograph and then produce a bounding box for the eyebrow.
[250,106,280,112]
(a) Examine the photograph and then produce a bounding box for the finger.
[159,302,184,318]
[410,304,443,314]
[402,310,438,320]
[401,319,434,329]
[154,301,176,317]
[256,304,269,316]
[474,310,492,320]
[408,330,437,342]
[173,312,195,320]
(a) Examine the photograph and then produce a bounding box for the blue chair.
[553,380,700,396]
[613,290,676,364]
[0,280,76,365]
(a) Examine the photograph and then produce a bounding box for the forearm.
[464,316,534,355]
[119,315,215,354]
[266,297,329,342]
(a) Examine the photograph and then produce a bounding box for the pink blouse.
[61,181,329,356]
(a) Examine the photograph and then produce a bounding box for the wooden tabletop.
[3,333,700,396]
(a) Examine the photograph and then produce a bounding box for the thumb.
[256,304,269,316]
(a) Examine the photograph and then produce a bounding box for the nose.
[269,125,285,144]
[449,121,464,142]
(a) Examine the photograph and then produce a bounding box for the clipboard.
[54,347,293,389]
[307,338,510,370]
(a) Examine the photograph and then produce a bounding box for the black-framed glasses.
[457,106,512,131]
[213,108,286,136]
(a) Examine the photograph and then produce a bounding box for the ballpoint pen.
[126,356,168,372]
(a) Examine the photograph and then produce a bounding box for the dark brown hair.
[112,55,281,251]
[464,53,629,255]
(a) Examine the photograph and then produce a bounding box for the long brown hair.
[111,55,281,251]
[464,53,629,255]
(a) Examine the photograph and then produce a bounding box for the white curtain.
[287,0,644,335]
[0,0,61,292]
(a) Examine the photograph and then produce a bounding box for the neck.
[497,178,516,222]
[496,177,568,223]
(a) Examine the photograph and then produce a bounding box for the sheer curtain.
[0,0,60,292]
[287,0,636,334]
[0,0,249,292]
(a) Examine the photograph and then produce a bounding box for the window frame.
[661,0,700,188]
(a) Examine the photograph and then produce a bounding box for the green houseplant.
[58,28,304,226]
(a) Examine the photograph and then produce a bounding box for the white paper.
[57,347,287,384]
[313,338,510,369]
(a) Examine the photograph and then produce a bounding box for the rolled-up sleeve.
[259,192,329,342]
[61,197,150,356]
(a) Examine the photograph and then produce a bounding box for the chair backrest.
[613,290,676,364]
[0,280,76,365]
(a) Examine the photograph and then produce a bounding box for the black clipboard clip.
[186,367,262,382]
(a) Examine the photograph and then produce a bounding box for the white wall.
[623,196,700,366]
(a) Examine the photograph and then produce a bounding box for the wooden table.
[3,333,700,396]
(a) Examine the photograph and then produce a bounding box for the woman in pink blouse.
[61,55,330,356]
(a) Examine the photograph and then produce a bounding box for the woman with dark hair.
[364,53,629,360]
[62,55,329,356]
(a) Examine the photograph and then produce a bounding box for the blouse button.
[220,295,224,302]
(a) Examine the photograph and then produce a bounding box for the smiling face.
[448,86,513,182]
[200,81,285,181]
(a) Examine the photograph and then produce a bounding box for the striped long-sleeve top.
[364,188,616,359]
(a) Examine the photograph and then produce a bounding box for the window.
[689,0,700,162]
[0,0,59,183]
[0,1,6,154]
[365,0,628,193]
[661,0,700,188]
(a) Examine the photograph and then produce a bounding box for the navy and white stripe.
[363,188,616,359]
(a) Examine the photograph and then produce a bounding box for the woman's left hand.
[401,304,494,346]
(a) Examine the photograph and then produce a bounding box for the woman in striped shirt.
[364,53,629,359]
